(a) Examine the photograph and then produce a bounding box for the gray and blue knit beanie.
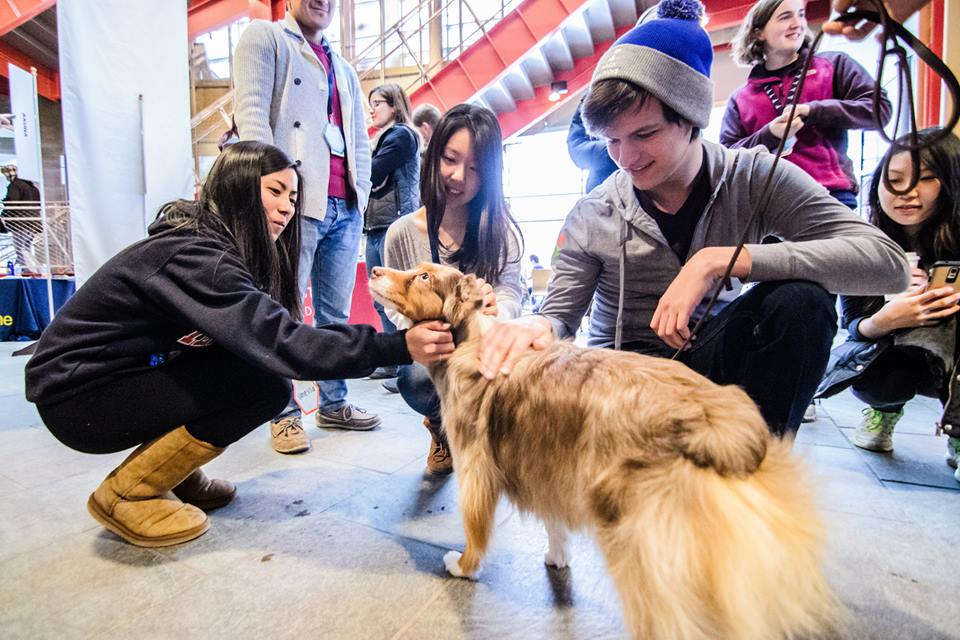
[592,0,714,129]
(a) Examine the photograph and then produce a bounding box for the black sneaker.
[315,404,382,431]
[367,366,398,380]
[382,378,399,394]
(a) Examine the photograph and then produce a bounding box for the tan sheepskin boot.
[87,426,225,547]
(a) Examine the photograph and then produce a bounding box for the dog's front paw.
[444,550,479,579]
[544,546,571,569]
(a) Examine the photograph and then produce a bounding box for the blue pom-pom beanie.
[591,0,714,129]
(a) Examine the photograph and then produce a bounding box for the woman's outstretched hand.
[406,320,455,365]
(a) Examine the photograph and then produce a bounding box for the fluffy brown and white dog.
[370,263,839,640]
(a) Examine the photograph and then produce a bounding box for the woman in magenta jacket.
[720,0,892,209]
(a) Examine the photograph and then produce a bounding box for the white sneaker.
[802,404,817,423]
[852,407,902,452]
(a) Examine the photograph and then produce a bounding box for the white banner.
[7,64,41,182]
[58,0,193,284]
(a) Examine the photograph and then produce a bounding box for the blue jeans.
[283,197,363,414]
[364,228,397,333]
[397,363,441,424]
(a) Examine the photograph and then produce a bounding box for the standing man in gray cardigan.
[234,0,379,454]
[475,0,911,437]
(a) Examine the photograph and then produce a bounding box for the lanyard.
[762,66,805,115]
[319,37,335,118]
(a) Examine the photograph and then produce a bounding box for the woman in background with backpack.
[364,84,420,383]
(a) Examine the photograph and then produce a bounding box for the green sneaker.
[852,407,903,452]
[946,437,960,469]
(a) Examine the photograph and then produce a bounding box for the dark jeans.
[37,348,291,453]
[364,228,397,334]
[624,281,838,436]
[397,363,441,424]
[851,346,941,412]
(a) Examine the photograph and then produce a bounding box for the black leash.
[671,1,960,359]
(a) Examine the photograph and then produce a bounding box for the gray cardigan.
[233,15,372,220]
[383,211,524,328]
[541,140,911,348]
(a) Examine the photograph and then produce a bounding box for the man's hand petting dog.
[477,315,554,379]
[405,321,455,365]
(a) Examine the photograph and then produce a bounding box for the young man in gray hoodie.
[478,0,910,436]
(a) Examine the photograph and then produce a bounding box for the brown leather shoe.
[423,418,453,475]
[270,416,310,454]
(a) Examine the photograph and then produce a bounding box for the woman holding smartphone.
[817,128,960,481]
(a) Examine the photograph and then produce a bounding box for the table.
[0,277,76,341]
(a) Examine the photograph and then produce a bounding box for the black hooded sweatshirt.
[26,216,409,405]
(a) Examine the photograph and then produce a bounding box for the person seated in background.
[522,254,544,287]
[384,104,524,475]
[721,0,891,210]
[817,128,960,482]
[411,103,442,154]
[24,142,453,548]
[522,254,546,310]
[475,0,909,438]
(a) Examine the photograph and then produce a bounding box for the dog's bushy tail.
[591,439,839,640]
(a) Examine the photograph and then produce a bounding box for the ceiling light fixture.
[548,80,568,102]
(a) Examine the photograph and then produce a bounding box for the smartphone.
[927,261,960,293]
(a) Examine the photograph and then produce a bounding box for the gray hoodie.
[540,140,910,348]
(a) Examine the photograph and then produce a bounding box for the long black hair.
[868,127,960,263]
[159,141,303,318]
[420,103,522,283]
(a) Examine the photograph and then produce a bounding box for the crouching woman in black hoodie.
[24,141,453,548]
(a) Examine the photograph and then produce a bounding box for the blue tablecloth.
[0,277,76,341]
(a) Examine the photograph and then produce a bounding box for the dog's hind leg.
[543,520,570,569]
[444,464,498,580]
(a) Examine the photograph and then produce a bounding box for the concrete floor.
[1,340,959,640]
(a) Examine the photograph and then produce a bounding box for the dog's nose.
[371,267,385,278]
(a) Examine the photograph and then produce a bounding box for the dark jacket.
[365,123,420,231]
[567,97,618,193]
[3,177,40,204]
[25,216,410,405]
[816,293,960,437]
[720,46,892,193]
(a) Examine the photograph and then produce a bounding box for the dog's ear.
[443,273,485,325]
[457,274,486,308]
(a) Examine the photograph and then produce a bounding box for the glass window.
[503,130,584,267]
[191,19,250,81]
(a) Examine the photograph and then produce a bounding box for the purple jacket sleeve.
[719,91,780,151]
[804,52,892,131]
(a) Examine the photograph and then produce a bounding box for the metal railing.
[190,0,522,147]
[0,201,74,275]
[351,0,523,93]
